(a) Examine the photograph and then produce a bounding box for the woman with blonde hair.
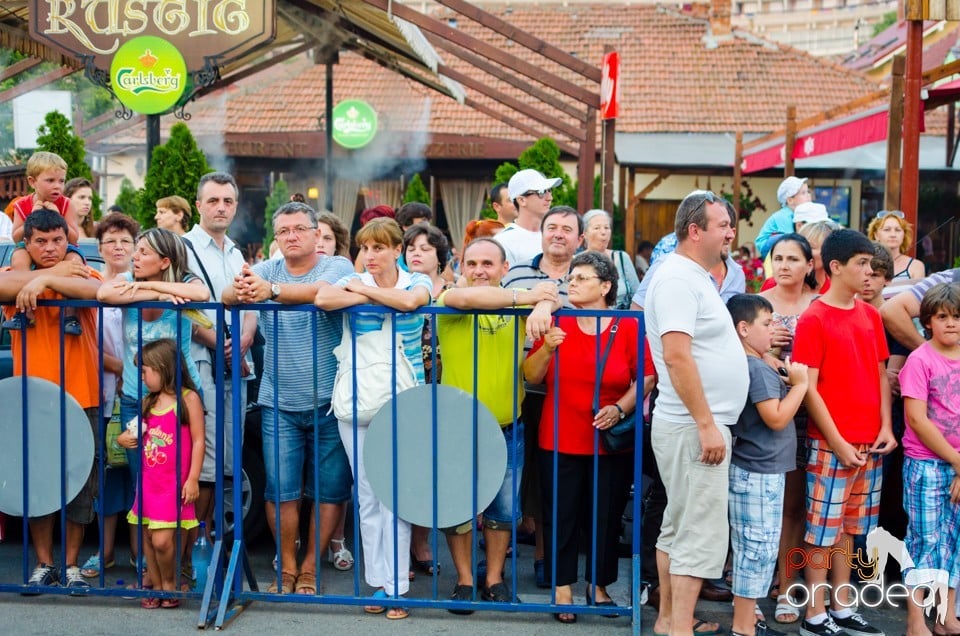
[866,210,925,281]
[154,196,192,235]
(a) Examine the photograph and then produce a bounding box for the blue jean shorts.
[261,405,352,504]
[482,421,525,529]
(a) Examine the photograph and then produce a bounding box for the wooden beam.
[431,0,601,83]
[743,88,888,151]
[0,57,43,83]
[902,20,923,252]
[733,130,743,226]
[634,173,667,201]
[0,23,84,69]
[359,0,599,107]
[578,107,597,213]
[920,58,960,84]
[601,118,615,215]
[0,66,76,105]
[463,97,578,156]
[437,64,586,143]
[428,36,587,121]
[194,42,315,100]
[83,114,145,146]
[785,105,796,176]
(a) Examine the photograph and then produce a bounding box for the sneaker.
[63,316,83,336]
[482,581,517,603]
[448,584,476,615]
[22,563,59,595]
[800,617,852,636]
[65,566,90,594]
[829,613,883,636]
[756,620,789,636]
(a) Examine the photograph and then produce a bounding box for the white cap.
[777,176,808,205]
[507,169,562,200]
[793,201,829,225]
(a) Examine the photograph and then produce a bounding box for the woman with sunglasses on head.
[582,209,641,309]
[523,251,638,624]
[866,210,925,283]
[315,217,432,620]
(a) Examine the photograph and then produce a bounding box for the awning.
[743,107,892,173]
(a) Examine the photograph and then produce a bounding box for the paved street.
[0,529,919,635]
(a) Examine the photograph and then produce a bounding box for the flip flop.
[364,589,387,614]
[80,554,115,578]
[385,606,410,620]
[160,598,180,609]
[140,597,160,610]
[657,620,724,636]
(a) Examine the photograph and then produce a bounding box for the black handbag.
[592,318,636,452]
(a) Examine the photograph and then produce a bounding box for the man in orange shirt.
[0,209,102,592]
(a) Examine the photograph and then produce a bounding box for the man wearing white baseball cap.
[494,169,562,267]
[792,201,830,228]
[755,176,811,258]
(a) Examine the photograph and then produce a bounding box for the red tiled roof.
[95,3,883,146]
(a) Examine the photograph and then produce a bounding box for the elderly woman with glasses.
[582,209,641,309]
[523,250,638,624]
[866,210,925,282]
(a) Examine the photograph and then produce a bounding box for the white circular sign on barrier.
[363,384,508,528]
[0,377,95,517]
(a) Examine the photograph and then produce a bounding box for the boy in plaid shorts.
[726,294,808,636]
[792,230,897,636]
[898,282,960,636]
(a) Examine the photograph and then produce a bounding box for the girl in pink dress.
[118,338,205,609]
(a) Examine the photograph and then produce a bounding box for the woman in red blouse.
[523,251,639,624]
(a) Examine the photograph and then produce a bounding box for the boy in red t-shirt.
[792,229,897,636]
[4,151,83,334]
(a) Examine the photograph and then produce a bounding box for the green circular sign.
[332,100,378,149]
[110,36,187,115]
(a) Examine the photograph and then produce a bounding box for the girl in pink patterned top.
[118,338,205,608]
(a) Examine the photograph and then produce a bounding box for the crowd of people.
[2,152,958,635]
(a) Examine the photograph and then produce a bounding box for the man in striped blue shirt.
[224,202,354,595]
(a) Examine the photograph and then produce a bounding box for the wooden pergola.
[1,0,609,211]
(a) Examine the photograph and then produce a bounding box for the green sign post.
[110,36,187,115]
[332,100,378,149]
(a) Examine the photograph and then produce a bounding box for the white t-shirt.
[494,223,542,268]
[645,252,748,427]
[0,213,12,241]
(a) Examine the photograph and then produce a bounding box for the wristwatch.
[614,404,625,420]
[270,283,281,300]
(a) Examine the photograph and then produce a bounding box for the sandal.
[266,571,297,594]
[364,588,387,614]
[386,606,410,620]
[295,571,317,595]
[328,538,354,571]
[140,597,161,610]
[161,598,180,609]
[80,554,115,578]
[775,594,800,623]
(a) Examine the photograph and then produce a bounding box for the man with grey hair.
[644,191,749,636]
[184,171,258,542]
[223,202,354,594]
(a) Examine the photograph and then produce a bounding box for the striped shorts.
[728,464,784,599]
[903,457,960,588]
[804,440,882,547]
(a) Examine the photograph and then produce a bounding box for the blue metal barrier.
[0,298,645,634]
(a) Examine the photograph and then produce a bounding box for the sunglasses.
[683,190,721,206]
[876,210,905,219]
[521,189,551,198]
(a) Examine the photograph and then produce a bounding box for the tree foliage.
[263,179,290,251]
[492,137,577,209]
[112,177,141,217]
[138,122,210,229]
[35,110,102,217]
[402,173,430,204]
[872,11,897,37]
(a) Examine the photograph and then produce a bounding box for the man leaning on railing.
[0,209,104,592]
